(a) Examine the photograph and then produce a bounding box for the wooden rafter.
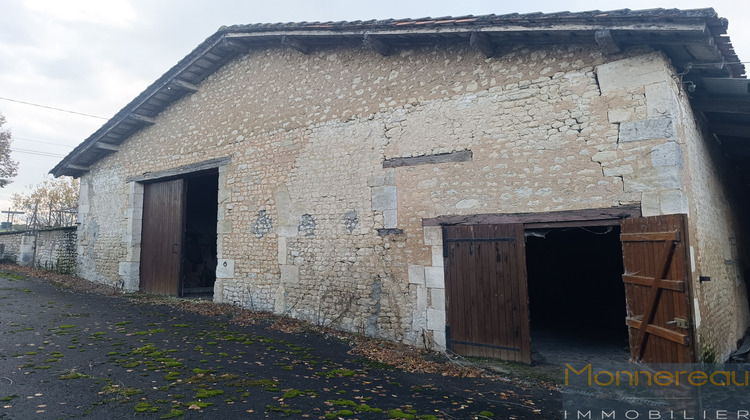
[693,98,750,114]
[363,34,391,56]
[95,142,120,152]
[470,32,494,57]
[709,122,750,138]
[126,113,156,125]
[595,29,621,54]
[170,79,199,92]
[220,38,246,52]
[281,36,311,54]
[66,164,89,171]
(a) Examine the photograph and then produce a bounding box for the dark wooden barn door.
[444,224,531,363]
[621,214,696,363]
[140,179,186,296]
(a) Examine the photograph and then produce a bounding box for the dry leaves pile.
[0,263,120,295]
[349,337,484,378]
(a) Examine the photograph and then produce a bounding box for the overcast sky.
[0,0,748,214]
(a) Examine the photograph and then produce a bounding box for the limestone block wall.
[77,168,129,287]
[34,227,77,273]
[592,51,750,360]
[74,43,747,352]
[0,232,22,262]
[684,100,750,360]
[0,228,77,274]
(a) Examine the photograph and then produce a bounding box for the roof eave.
[50,9,744,178]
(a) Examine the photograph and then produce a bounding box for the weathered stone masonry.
[73,41,748,360]
[0,227,77,273]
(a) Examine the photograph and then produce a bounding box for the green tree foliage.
[11,176,79,228]
[0,114,19,187]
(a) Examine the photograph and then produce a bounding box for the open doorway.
[182,172,219,297]
[525,225,629,365]
[140,170,219,298]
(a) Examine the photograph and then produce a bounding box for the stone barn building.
[52,9,750,364]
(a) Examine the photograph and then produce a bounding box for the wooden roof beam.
[170,79,199,92]
[710,123,750,138]
[126,113,156,125]
[95,142,120,152]
[595,29,621,54]
[693,98,750,114]
[220,38,246,52]
[722,143,750,157]
[66,164,90,172]
[281,35,311,54]
[363,34,391,56]
[470,32,494,57]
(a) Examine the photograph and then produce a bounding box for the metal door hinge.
[667,318,689,329]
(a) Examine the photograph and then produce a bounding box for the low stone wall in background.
[0,227,77,274]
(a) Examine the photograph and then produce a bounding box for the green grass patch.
[357,404,383,413]
[160,409,184,419]
[388,409,417,419]
[163,371,180,381]
[195,389,224,399]
[59,371,87,380]
[317,368,355,378]
[282,389,304,399]
[267,404,302,416]
[328,399,357,407]
[134,402,159,413]
[326,410,355,419]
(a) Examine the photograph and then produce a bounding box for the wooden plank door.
[443,224,531,363]
[620,214,696,363]
[140,179,186,296]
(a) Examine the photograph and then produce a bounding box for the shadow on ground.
[0,267,561,419]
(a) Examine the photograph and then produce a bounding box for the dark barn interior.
[525,225,629,364]
[182,172,219,297]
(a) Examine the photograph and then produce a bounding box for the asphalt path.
[0,270,561,419]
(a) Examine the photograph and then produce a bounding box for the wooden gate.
[443,224,531,363]
[140,179,185,296]
[621,214,696,363]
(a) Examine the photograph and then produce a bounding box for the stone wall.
[77,168,129,287]
[75,43,747,355]
[0,228,77,274]
[35,227,78,274]
[0,231,22,262]
[590,51,750,360]
[684,98,750,361]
